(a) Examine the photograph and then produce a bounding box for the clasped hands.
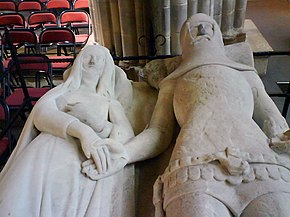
[81,138,129,180]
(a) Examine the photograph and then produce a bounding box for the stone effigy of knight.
[144,13,290,217]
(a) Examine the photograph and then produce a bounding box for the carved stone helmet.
[180,13,224,51]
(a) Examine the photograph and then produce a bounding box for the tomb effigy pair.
[0,14,289,217]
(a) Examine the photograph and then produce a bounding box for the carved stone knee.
[165,193,232,217]
[242,192,290,217]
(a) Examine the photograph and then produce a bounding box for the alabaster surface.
[139,14,290,217]
[0,44,160,217]
[143,41,254,90]
[1,14,289,217]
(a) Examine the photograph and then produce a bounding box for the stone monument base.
[244,19,273,76]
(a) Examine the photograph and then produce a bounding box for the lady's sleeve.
[33,98,79,139]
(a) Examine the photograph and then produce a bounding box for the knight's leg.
[241,192,290,217]
[166,193,233,217]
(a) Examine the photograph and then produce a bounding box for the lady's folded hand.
[81,139,129,180]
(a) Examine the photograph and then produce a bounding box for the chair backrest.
[8,54,52,77]
[58,9,91,36]
[1,28,38,63]
[46,0,70,15]
[59,9,89,25]
[73,0,88,11]
[3,29,46,105]
[7,53,53,90]
[2,28,37,45]
[38,27,76,58]
[0,12,26,29]
[0,0,17,12]
[28,11,57,27]
[17,0,42,12]
[39,27,75,44]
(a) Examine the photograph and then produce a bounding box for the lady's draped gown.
[0,87,135,217]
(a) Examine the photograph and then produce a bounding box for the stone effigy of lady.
[136,14,290,216]
[0,44,161,216]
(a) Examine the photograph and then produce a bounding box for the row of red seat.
[1,27,90,77]
[0,9,91,86]
[0,27,54,160]
[0,9,91,34]
[0,0,89,13]
[0,42,55,161]
[0,26,78,158]
[0,0,89,161]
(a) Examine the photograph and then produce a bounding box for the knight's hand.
[219,148,250,176]
[81,139,129,180]
[269,130,290,154]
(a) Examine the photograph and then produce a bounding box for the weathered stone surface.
[139,14,290,217]
[0,44,160,216]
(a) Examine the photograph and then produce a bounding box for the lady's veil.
[62,45,116,99]
[0,44,119,177]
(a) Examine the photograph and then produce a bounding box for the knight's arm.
[108,99,135,144]
[124,80,176,164]
[244,71,288,138]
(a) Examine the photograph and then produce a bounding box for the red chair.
[28,11,58,30]
[0,12,26,30]
[73,0,88,12]
[58,9,91,47]
[0,29,53,139]
[0,0,17,12]
[46,0,71,16]
[38,27,75,79]
[1,28,37,49]
[4,54,53,110]
[0,60,13,161]
[17,0,43,12]
[1,28,38,69]
[0,98,12,163]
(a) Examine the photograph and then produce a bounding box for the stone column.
[118,0,138,56]
[171,0,187,55]
[109,0,122,57]
[187,0,198,17]
[197,0,213,16]
[162,0,171,55]
[96,0,114,50]
[221,0,236,39]
[213,0,223,26]
[89,0,248,56]
[151,0,171,55]
[234,0,247,34]
[135,0,147,57]
[89,0,104,44]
